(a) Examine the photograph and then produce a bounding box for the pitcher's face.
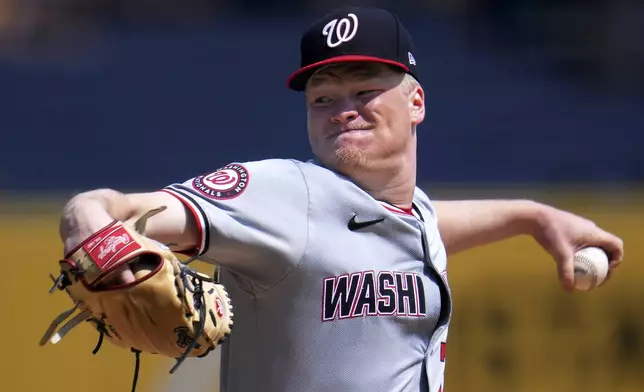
[305,63,424,172]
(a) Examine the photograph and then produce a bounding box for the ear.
[409,85,425,126]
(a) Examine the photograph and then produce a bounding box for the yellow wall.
[1,197,641,392]
[445,201,644,392]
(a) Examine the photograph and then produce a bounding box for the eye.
[312,96,333,106]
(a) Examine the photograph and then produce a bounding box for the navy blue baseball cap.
[287,7,419,91]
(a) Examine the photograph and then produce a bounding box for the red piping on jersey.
[380,202,414,216]
[160,189,204,256]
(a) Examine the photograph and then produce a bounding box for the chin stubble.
[335,147,368,169]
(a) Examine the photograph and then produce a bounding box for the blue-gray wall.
[1,12,642,193]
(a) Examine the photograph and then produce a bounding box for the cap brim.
[287,55,410,91]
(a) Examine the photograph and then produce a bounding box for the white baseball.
[573,246,610,291]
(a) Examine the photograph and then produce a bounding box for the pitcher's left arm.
[432,199,624,291]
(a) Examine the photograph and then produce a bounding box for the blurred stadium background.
[0,0,642,391]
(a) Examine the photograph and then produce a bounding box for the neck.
[362,170,415,209]
[339,147,417,209]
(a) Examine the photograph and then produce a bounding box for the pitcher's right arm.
[59,188,199,255]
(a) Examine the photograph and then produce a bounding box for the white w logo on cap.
[322,13,359,48]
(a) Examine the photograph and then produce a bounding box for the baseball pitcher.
[40,6,623,392]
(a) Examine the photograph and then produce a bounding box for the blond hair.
[307,62,420,93]
[401,73,420,95]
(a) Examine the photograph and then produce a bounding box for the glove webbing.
[170,265,212,373]
[40,270,88,346]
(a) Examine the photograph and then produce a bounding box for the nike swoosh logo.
[347,215,385,231]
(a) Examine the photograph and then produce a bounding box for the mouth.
[328,127,373,138]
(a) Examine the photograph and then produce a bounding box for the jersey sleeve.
[161,159,309,288]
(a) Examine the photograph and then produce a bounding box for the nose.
[331,108,359,125]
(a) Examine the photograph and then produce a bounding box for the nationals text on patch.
[192,163,249,200]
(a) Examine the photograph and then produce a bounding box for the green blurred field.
[1,191,642,392]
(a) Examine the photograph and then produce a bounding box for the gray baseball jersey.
[162,158,452,392]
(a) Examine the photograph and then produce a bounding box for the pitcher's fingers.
[557,256,575,292]
[589,231,624,265]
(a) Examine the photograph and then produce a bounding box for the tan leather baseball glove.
[40,206,233,392]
